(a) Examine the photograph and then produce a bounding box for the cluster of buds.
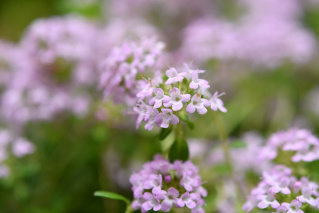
[243,165,319,212]
[258,128,319,163]
[134,63,227,131]
[130,155,207,213]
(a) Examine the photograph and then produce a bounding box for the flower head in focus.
[130,155,207,212]
[134,62,227,131]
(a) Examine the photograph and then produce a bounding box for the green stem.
[175,122,183,141]
[213,112,246,203]
[125,204,134,213]
[174,122,186,153]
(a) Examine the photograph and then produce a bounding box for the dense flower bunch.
[258,128,319,163]
[99,38,165,106]
[243,165,319,212]
[134,63,227,130]
[130,155,207,213]
[0,41,29,89]
[0,129,34,178]
[21,15,99,86]
[181,0,315,68]
[0,16,99,125]
[99,18,160,54]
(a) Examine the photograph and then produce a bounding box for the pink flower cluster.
[0,129,35,178]
[258,128,319,163]
[0,16,101,126]
[98,38,227,130]
[130,155,207,213]
[181,0,315,68]
[243,165,319,212]
[0,41,29,89]
[133,63,227,130]
[21,15,99,84]
[99,38,164,106]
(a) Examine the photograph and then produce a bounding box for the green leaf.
[169,138,189,162]
[230,140,247,148]
[159,126,173,140]
[94,191,129,204]
[178,115,194,130]
[186,120,194,130]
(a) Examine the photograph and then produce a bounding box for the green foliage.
[56,0,102,18]
[230,140,247,148]
[179,114,194,130]
[94,191,130,204]
[159,126,173,140]
[169,138,189,162]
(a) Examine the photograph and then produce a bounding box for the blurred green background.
[1,0,319,213]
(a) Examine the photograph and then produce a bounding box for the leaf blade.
[94,191,129,204]
[169,138,189,162]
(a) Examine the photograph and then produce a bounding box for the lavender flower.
[186,94,210,115]
[130,155,207,212]
[149,88,170,109]
[21,15,99,86]
[163,88,190,111]
[258,128,319,163]
[0,40,29,88]
[99,38,164,106]
[243,165,319,212]
[189,71,210,90]
[134,61,227,130]
[181,0,315,68]
[0,16,100,126]
[0,129,35,178]
[282,200,304,213]
[257,189,280,209]
[154,109,179,128]
[209,92,227,113]
[165,68,185,85]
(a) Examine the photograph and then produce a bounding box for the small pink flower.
[133,102,152,129]
[141,194,162,212]
[292,145,319,162]
[149,88,170,109]
[143,174,163,190]
[186,94,210,115]
[165,68,185,85]
[154,109,179,128]
[257,189,280,209]
[282,200,304,213]
[12,138,35,157]
[176,192,196,209]
[209,91,227,112]
[144,108,159,131]
[243,193,261,212]
[136,80,155,100]
[164,87,191,111]
[161,187,180,212]
[183,63,205,80]
[297,187,318,206]
[273,205,289,213]
[270,177,291,195]
[189,71,210,90]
